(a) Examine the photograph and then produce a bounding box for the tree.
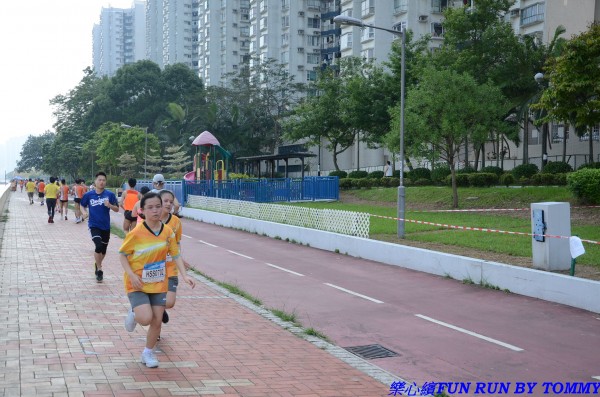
[535,22,600,163]
[163,145,192,177]
[17,132,55,172]
[118,153,139,179]
[284,67,356,171]
[392,67,509,208]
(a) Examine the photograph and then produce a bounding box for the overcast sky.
[0,0,135,146]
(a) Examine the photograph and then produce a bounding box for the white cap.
[152,174,165,184]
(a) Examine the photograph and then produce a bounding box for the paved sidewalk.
[0,193,392,397]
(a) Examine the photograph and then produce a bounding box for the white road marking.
[182,234,192,239]
[198,240,218,247]
[265,263,304,276]
[415,314,524,352]
[323,283,384,304]
[227,250,253,259]
[592,376,600,380]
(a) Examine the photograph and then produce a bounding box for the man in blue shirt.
[80,172,119,283]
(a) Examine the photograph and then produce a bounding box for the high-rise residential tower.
[92,1,147,77]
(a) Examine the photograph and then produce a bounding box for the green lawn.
[288,187,600,268]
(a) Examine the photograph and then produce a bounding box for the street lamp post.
[333,15,406,237]
[121,124,149,180]
[534,73,549,170]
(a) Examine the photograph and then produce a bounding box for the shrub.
[358,178,373,189]
[567,169,600,204]
[387,177,400,187]
[554,173,568,186]
[457,165,477,174]
[577,162,600,170]
[368,170,385,179]
[338,178,353,189]
[500,173,515,187]
[542,161,573,174]
[431,166,451,184]
[414,178,432,186]
[329,170,348,178]
[468,173,499,187]
[408,167,431,182]
[445,173,469,187]
[351,178,362,189]
[229,172,252,179]
[392,170,408,179]
[480,166,504,177]
[519,177,531,186]
[512,163,539,180]
[348,170,369,179]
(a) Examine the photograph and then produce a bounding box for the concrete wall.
[182,206,600,314]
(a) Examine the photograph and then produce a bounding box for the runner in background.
[132,186,151,226]
[120,178,142,233]
[37,180,45,206]
[73,179,88,224]
[26,179,36,204]
[59,179,70,220]
[120,191,195,368]
[44,177,60,223]
[80,172,119,283]
[158,190,183,330]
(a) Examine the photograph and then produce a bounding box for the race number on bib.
[142,261,166,283]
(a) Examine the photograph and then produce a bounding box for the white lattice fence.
[187,195,370,238]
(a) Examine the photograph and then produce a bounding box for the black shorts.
[124,210,137,222]
[60,200,68,203]
[38,193,45,198]
[90,227,111,254]
[74,198,81,204]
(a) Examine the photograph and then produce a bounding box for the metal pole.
[397,30,406,238]
[144,128,148,180]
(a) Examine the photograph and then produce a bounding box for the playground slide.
[184,171,196,181]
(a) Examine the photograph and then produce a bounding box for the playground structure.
[184,131,232,182]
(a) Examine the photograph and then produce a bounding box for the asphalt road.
[173,217,600,392]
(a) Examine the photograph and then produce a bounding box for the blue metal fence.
[123,180,185,206]
[183,177,339,203]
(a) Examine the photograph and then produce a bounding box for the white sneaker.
[141,350,159,368]
[124,309,136,332]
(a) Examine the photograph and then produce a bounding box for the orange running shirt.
[123,189,140,211]
[60,185,70,200]
[164,214,182,278]
[119,222,179,294]
[38,182,45,192]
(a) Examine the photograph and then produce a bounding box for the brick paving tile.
[0,194,392,396]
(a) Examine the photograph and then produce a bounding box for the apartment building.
[499,0,600,169]
[92,1,147,77]
[146,0,199,72]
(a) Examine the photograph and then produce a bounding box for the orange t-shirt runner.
[123,189,140,211]
[60,185,70,201]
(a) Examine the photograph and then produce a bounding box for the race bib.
[141,261,166,283]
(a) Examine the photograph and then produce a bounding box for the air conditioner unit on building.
[418,15,428,22]
[313,48,320,53]
[298,11,305,16]
[298,65,304,70]
[298,29,305,34]
[232,8,238,13]
[510,8,520,17]
[314,14,319,19]
[313,31,320,35]
[298,47,304,52]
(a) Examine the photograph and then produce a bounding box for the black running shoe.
[96,269,103,283]
[94,263,98,276]
[162,310,169,324]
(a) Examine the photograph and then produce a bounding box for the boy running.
[120,178,141,233]
[26,179,36,204]
[80,172,119,283]
[37,180,45,205]
[59,179,70,220]
[158,190,182,328]
[73,179,88,223]
[44,177,60,223]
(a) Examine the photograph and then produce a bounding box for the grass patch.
[217,281,262,306]
[110,225,126,239]
[271,308,300,325]
[285,187,600,268]
[304,327,330,341]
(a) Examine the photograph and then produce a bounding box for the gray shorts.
[168,276,179,293]
[127,291,167,308]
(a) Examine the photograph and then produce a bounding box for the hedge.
[512,163,539,180]
[329,170,348,178]
[348,170,369,179]
[368,171,385,179]
[480,166,504,177]
[408,167,431,181]
[542,161,573,174]
[567,169,600,204]
[468,173,499,187]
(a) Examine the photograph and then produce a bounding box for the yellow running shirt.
[44,183,60,199]
[119,222,179,294]
[163,214,182,278]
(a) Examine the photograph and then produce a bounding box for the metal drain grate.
[344,344,399,360]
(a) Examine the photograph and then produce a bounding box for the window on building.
[551,124,568,143]
[361,0,374,17]
[281,51,289,63]
[307,0,321,9]
[361,27,374,41]
[361,48,374,61]
[342,8,352,17]
[393,21,407,32]
[282,33,290,46]
[241,26,249,36]
[259,0,267,12]
[250,25,256,36]
[341,32,353,49]
[307,35,320,46]
[307,70,317,81]
[282,0,290,9]
[307,53,320,64]
[431,0,448,13]
[282,15,290,28]
[259,17,267,30]
[259,34,267,47]
[394,0,408,13]
[240,0,250,8]
[249,7,256,19]
[250,41,256,52]
[431,22,444,38]
[520,2,545,26]
[580,126,600,142]
[307,18,320,28]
